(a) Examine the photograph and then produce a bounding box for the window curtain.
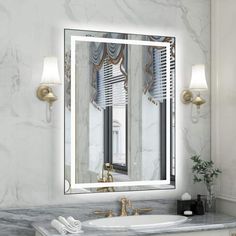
[90,33,128,109]
[144,36,175,105]
[65,50,71,111]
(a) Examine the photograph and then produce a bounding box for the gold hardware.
[181,90,193,104]
[94,210,115,218]
[192,93,206,109]
[36,85,58,122]
[120,197,132,216]
[94,200,152,218]
[181,90,206,109]
[132,208,153,216]
[36,85,57,106]
[97,163,115,192]
[104,163,113,172]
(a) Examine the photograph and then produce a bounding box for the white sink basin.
[82,215,188,231]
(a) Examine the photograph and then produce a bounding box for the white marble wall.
[0,0,210,207]
[76,42,91,183]
[142,94,161,180]
[128,42,143,181]
[211,0,236,215]
[89,105,104,176]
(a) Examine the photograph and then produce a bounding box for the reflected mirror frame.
[64,28,176,194]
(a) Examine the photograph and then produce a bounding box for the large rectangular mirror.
[64,29,176,194]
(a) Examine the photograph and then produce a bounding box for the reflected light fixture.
[181,64,208,109]
[36,57,61,122]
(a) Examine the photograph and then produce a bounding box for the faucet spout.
[120,197,131,216]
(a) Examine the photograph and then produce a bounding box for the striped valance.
[90,33,128,110]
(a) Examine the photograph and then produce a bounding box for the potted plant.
[191,155,222,212]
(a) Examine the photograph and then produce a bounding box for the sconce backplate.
[36,85,50,101]
[181,90,193,104]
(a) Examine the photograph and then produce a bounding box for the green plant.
[191,155,221,193]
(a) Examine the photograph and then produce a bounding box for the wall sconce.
[36,57,61,122]
[181,64,208,109]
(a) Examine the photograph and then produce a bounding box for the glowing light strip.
[166,44,171,183]
[71,179,170,189]
[71,35,171,47]
[71,38,76,187]
[70,35,171,189]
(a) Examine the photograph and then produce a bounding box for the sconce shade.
[41,57,61,85]
[189,64,208,91]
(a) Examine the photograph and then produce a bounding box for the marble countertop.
[0,201,236,236]
[33,213,236,236]
[0,200,175,236]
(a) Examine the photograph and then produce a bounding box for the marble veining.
[183,128,210,156]
[0,0,210,207]
[0,200,234,236]
[0,201,235,236]
[64,0,77,22]
[152,0,209,62]
[64,0,210,62]
[34,212,236,236]
[0,200,176,236]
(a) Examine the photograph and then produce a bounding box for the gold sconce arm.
[181,90,206,109]
[37,57,61,123]
[181,90,193,104]
[182,64,208,111]
[36,85,58,122]
[191,93,206,108]
[36,85,57,104]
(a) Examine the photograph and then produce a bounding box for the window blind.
[96,57,128,109]
[150,46,174,103]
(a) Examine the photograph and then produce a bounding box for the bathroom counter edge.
[32,213,236,236]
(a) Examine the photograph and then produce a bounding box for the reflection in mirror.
[64,29,175,194]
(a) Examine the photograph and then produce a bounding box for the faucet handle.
[127,199,132,208]
[120,197,131,205]
[120,197,128,202]
[94,210,115,218]
[132,208,153,216]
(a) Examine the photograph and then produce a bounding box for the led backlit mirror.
[64,29,175,194]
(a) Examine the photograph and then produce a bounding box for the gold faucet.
[94,210,115,218]
[93,198,153,218]
[132,207,153,215]
[97,163,115,192]
[120,197,132,216]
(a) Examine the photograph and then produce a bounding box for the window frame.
[104,105,128,174]
[152,47,175,182]
[160,99,175,182]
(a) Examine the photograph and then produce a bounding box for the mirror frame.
[64,29,176,194]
